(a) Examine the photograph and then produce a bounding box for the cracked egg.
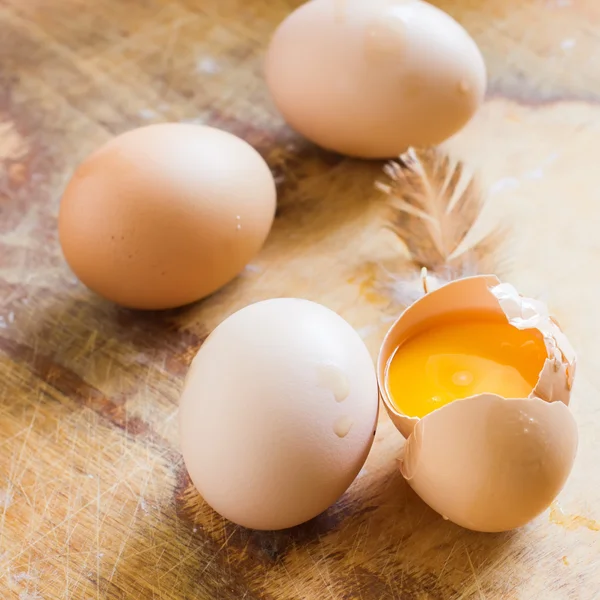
[377,275,578,532]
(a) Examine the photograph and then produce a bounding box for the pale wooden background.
[1,0,600,598]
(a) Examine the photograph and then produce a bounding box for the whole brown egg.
[59,124,276,310]
[266,0,486,159]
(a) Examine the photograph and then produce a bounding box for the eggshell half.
[377,275,579,532]
[179,298,379,531]
[265,0,486,158]
[401,393,578,532]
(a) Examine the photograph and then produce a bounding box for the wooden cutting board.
[1,0,600,598]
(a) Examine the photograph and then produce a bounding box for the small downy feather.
[375,147,506,304]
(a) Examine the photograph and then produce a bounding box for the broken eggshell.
[377,275,578,532]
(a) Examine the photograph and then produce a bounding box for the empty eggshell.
[265,0,486,158]
[377,275,579,532]
[59,124,276,310]
[179,298,379,531]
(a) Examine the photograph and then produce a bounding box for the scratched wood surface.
[1,0,600,598]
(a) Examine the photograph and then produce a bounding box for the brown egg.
[179,299,379,531]
[265,0,486,159]
[377,276,578,532]
[59,124,276,310]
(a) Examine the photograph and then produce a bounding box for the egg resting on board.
[266,0,486,158]
[59,124,276,310]
[179,298,379,531]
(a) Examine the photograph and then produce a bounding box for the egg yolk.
[385,319,548,419]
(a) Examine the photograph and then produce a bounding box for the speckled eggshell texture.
[59,124,276,310]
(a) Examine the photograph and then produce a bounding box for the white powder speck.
[196,57,221,75]
[193,527,198,533]
[560,38,576,50]
[381,315,397,323]
[134,352,152,366]
[164,409,178,424]
[7,312,15,323]
[180,117,205,125]
[0,490,13,508]
[244,264,262,274]
[521,153,560,181]
[140,498,149,514]
[138,108,158,120]
[489,177,520,195]
[356,325,377,339]
[0,317,6,329]
[524,167,545,180]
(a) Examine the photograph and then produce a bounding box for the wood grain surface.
[1,0,600,598]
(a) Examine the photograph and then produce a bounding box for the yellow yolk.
[385,319,548,418]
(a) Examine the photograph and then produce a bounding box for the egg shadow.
[169,452,519,599]
[0,282,211,419]
[6,112,387,378]
[3,93,389,395]
[203,112,387,246]
[3,270,520,600]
